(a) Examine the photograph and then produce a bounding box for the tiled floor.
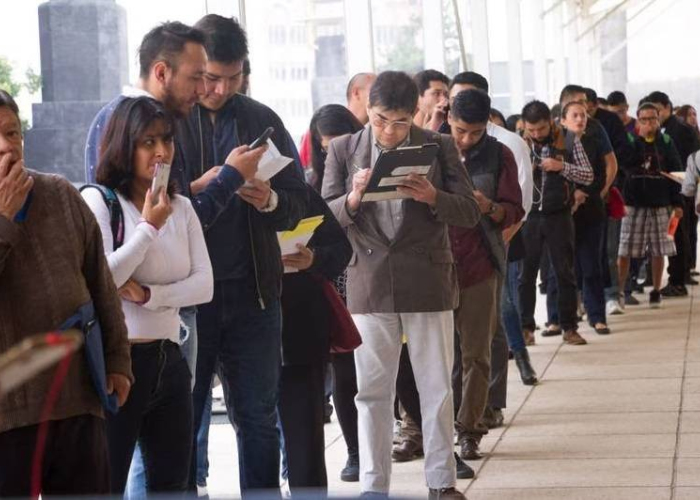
[206,282,698,499]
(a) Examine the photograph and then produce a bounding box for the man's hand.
[541,158,564,172]
[225,145,267,181]
[282,244,315,271]
[0,155,33,220]
[674,206,684,219]
[473,190,492,214]
[238,178,272,210]
[425,101,449,132]
[190,166,222,195]
[107,373,131,407]
[572,189,588,213]
[347,168,372,212]
[397,173,437,207]
[118,279,147,303]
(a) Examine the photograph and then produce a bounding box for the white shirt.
[82,190,214,342]
[487,121,533,220]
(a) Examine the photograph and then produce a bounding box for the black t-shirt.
[573,119,613,226]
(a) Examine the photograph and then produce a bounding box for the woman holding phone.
[82,96,213,494]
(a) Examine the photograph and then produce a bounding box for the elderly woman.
[0,90,132,496]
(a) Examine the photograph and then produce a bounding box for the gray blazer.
[321,125,480,314]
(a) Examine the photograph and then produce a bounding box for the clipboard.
[361,143,440,202]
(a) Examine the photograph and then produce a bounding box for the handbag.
[606,186,626,220]
[314,277,362,354]
[60,301,119,414]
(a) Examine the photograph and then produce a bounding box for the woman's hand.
[141,188,172,229]
[118,279,147,303]
[282,244,315,271]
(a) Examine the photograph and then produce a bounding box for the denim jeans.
[196,389,213,487]
[502,260,525,352]
[192,279,282,493]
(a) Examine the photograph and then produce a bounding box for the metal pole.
[541,0,565,19]
[367,0,376,72]
[238,0,247,28]
[452,0,468,71]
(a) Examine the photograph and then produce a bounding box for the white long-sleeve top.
[82,189,214,342]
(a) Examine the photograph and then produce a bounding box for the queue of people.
[1,13,700,500]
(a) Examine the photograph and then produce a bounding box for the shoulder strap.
[79,184,124,251]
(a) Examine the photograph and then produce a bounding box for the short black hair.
[584,88,598,104]
[242,59,251,76]
[490,108,507,127]
[607,91,628,106]
[413,69,449,96]
[194,14,248,63]
[138,22,206,79]
[646,91,673,109]
[522,100,552,124]
[559,84,587,105]
[637,102,660,117]
[505,113,521,132]
[0,90,20,122]
[450,89,491,124]
[369,71,418,114]
[597,97,609,107]
[450,71,489,93]
[346,73,375,101]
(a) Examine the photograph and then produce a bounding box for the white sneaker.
[606,299,623,316]
[197,485,208,497]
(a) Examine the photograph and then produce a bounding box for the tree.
[0,57,42,130]
[377,14,424,74]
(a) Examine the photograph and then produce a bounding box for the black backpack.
[80,184,125,250]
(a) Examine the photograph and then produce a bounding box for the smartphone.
[150,162,171,202]
[249,127,275,150]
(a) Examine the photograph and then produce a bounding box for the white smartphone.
[151,162,171,202]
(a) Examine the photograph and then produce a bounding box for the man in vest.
[448,89,525,460]
[519,100,594,346]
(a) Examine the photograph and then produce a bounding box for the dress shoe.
[563,329,587,345]
[523,329,536,346]
[459,437,483,460]
[391,439,423,462]
[513,349,538,385]
[428,487,467,500]
[591,322,611,335]
[686,276,699,285]
[340,454,359,482]
[542,324,562,337]
[661,284,687,297]
[480,406,504,429]
[454,452,475,479]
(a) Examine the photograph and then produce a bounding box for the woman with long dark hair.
[82,96,213,494]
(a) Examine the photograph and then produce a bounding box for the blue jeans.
[502,260,525,352]
[196,389,213,487]
[125,307,198,500]
[192,279,282,492]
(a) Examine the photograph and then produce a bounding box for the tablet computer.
[362,143,440,202]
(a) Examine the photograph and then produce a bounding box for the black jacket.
[574,118,609,225]
[593,107,634,187]
[281,186,352,365]
[175,94,309,308]
[662,115,700,165]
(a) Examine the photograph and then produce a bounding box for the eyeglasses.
[369,111,412,131]
[638,117,659,124]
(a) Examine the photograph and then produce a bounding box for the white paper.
[255,139,293,182]
[278,232,315,273]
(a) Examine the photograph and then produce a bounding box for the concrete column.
[344,0,375,74]
[422,0,445,71]
[552,1,567,95]
[600,10,627,93]
[531,0,549,102]
[470,0,491,82]
[506,0,525,114]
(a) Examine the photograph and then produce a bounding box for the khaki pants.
[454,273,499,441]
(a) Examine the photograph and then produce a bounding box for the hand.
[426,100,449,131]
[347,168,372,212]
[396,173,437,207]
[118,279,147,303]
[190,166,222,195]
[541,158,564,172]
[106,373,131,407]
[225,144,267,181]
[282,244,315,271]
[674,206,684,219]
[238,178,272,210]
[572,189,588,213]
[141,188,172,229]
[0,155,33,220]
[473,189,492,214]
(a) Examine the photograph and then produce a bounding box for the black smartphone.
[249,127,275,149]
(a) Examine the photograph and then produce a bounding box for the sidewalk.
[206,284,699,499]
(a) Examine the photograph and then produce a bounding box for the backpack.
[80,184,124,250]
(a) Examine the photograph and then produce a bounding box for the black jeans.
[279,363,328,493]
[0,414,110,497]
[519,211,579,332]
[192,279,282,493]
[331,352,359,459]
[107,340,193,494]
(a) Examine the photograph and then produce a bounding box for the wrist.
[138,286,151,305]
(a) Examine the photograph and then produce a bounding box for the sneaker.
[563,329,587,345]
[340,455,359,482]
[649,289,662,308]
[196,485,209,498]
[606,299,623,316]
[454,452,475,479]
[624,293,640,306]
[428,487,466,500]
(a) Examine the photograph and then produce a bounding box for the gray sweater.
[0,171,131,433]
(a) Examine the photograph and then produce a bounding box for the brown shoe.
[523,329,536,346]
[428,487,467,500]
[459,436,483,460]
[563,329,587,345]
[391,438,424,462]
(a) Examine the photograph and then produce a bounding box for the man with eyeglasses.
[617,102,683,309]
[322,70,480,500]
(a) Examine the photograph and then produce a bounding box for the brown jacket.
[0,172,131,433]
[321,125,480,314]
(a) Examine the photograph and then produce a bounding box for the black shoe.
[624,293,640,306]
[686,276,699,285]
[324,402,333,423]
[454,452,475,479]
[691,270,700,277]
[541,324,562,337]
[428,487,466,500]
[340,455,359,482]
[391,439,424,462]
[514,349,538,385]
[660,284,686,297]
[590,322,611,335]
[650,289,662,308]
[480,406,504,429]
[459,436,483,460]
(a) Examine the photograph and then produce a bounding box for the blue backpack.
[79,184,124,249]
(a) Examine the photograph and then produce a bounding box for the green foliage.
[377,15,424,74]
[25,67,42,95]
[0,57,22,97]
